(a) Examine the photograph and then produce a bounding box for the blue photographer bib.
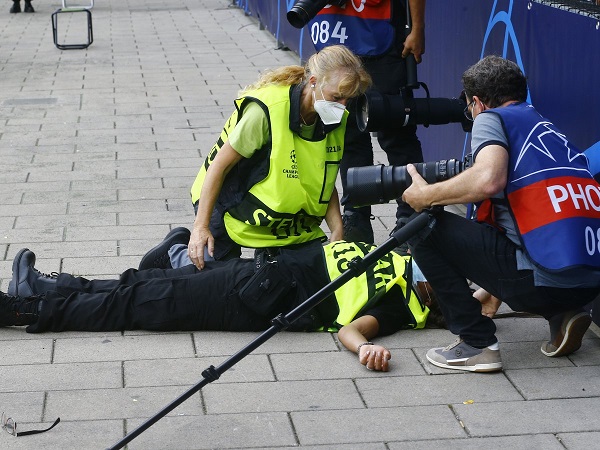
[310,1,396,56]
[485,103,600,271]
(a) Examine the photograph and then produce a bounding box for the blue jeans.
[410,210,598,348]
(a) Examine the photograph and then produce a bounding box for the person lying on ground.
[2,237,446,372]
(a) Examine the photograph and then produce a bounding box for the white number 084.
[311,21,349,45]
[585,226,600,255]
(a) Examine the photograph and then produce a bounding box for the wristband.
[356,342,374,353]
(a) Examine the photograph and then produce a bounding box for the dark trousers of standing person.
[10,0,34,13]
[410,211,599,348]
[26,260,271,333]
[340,48,424,228]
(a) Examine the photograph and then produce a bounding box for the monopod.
[107,209,435,450]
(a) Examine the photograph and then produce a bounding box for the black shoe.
[139,227,191,270]
[8,248,58,298]
[10,1,21,13]
[342,212,374,244]
[0,291,41,327]
[541,309,591,357]
[23,0,34,12]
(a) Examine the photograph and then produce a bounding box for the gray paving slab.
[126,413,297,449]
[0,0,599,449]
[454,397,600,435]
[193,330,339,357]
[389,434,566,450]
[269,446,387,450]
[0,420,123,450]
[0,361,122,392]
[559,432,600,450]
[53,333,196,363]
[263,446,387,450]
[204,379,364,414]
[124,354,275,387]
[291,406,466,445]
[16,212,117,228]
[356,372,524,407]
[46,386,203,420]
[60,255,142,276]
[506,365,600,400]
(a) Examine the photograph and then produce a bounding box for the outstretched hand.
[359,344,391,372]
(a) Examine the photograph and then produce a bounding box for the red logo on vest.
[508,176,600,234]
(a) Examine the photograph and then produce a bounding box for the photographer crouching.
[400,55,600,372]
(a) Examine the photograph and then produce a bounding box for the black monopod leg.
[107,209,435,450]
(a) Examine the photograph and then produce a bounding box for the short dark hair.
[462,55,528,108]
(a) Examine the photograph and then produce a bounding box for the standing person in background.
[9,0,34,13]
[310,0,426,249]
[139,45,371,271]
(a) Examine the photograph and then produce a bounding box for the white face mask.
[312,84,346,125]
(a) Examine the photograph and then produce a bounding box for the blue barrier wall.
[236,0,600,161]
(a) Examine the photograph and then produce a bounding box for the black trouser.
[410,211,599,348]
[26,260,270,333]
[340,48,423,222]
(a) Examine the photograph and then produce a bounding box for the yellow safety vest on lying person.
[190,84,347,248]
[322,241,429,329]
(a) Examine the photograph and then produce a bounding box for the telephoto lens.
[287,0,329,28]
[346,159,465,206]
[356,90,471,132]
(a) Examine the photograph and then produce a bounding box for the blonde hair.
[240,45,371,98]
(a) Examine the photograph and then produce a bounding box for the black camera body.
[346,159,468,207]
[287,0,330,29]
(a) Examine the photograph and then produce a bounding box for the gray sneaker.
[541,310,591,357]
[426,338,503,372]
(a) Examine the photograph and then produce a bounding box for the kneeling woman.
[3,240,445,372]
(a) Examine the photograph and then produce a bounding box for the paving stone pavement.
[1,1,599,449]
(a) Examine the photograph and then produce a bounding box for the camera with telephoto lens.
[287,0,336,29]
[356,89,473,133]
[345,158,469,207]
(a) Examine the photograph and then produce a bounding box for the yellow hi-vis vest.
[322,241,429,329]
[190,84,347,248]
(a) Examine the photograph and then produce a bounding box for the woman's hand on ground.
[358,344,391,372]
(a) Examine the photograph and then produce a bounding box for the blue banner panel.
[237,0,599,161]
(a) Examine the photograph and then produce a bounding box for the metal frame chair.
[51,7,94,50]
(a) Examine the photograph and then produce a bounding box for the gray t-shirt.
[471,113,519,245]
